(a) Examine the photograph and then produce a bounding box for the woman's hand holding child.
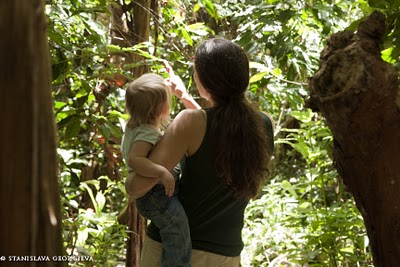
[158,166,175,197]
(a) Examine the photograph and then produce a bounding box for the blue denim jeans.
[136,174,191,267]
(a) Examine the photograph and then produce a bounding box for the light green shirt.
[121,125,161,173]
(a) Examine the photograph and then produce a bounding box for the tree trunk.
[0,1,63,266]
[109,1,152,265]
[125,1,152,263]
[307,11,400,267]
[109,0,151,76]
[132,0,151,77]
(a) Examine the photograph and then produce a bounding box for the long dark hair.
[195,38,271,200]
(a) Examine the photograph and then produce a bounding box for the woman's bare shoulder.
[170,109,207,156]
[173,108,206,127]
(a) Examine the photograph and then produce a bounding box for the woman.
[125,38,274,266]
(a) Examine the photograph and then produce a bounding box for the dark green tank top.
[147,108,274,256]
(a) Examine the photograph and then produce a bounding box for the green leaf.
[250,71,268,83]
[340,247,354,254]
[311,220,320,231]
[95,192,106,214]
[281,180,298,198]
[98,123,111,139]
[187,22,210,36]
[298,202,312,213]
[80,183,99,215]
[48,30,64,46]
[65,119,81,139]
[293,142,309,159]
[271,68,282,77]
[76,88,88,98]
[54,101,67,109]
[180,26,193,46]
[187,22,206,30]
[368,0,390,8]
[57,148,75,162]
[201,0,219,20]
[104,120,123,138]
[108,110,128,120]
[250,62,269,71]
[291,109,313,123]
[77,226,89,246]
[381,47,396,64]
[193,3,201,12]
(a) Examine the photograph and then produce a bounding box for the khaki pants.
[141,236,241,267]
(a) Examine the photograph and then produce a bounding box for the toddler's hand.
[159,168,175,197]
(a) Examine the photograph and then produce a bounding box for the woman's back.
[147,108,274,256]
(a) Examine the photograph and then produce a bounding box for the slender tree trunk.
[126,1,151,264]
[0,1,63,266]
[132,0,151,77]
[109,1,152,265]
[307,11,400,267]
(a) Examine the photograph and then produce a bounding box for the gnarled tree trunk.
[0,1,63,266]
[307,11,400,267]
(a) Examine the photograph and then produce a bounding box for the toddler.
[121,70,199,267]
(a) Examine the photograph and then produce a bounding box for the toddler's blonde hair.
[125,73,171,129]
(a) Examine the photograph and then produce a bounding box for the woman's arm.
[164,61,201,110]
[176,91,200,110]
[125,109,206,198]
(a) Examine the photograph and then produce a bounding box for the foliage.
[47,1,129,263]
[242,110,373,266]
[61,175,127,266]
[47,0,399,266]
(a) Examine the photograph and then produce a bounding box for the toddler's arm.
[164,61,201,110]
[128,140,175,197]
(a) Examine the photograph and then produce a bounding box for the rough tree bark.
[0,1,63,266]
[307,11,400,267]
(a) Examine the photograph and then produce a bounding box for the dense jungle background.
[47,0,400,266]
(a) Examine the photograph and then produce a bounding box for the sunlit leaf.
[193,3,201,12]
[291,109,313,123]
[54,101,67,109]
[250,61,269,71]
[340,247,354,253]
[95,192,106,214]
[271,68,282,77]
[381,47,396,64]
[77,226,89,246]
[180,26,193,46]
[250,71,268,83]
[281,180,298,198]
[298,202,312,213]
